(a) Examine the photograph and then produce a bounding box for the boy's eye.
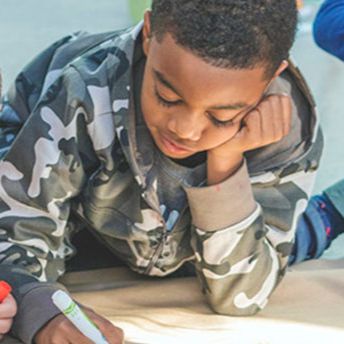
[207,112,234,128]
[154,88,183,108]
[154,87,235,128]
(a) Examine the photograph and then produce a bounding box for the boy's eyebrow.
[154,70,182,96]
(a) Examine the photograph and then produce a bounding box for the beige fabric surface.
[3,259,344,343]
[56,259,344,344]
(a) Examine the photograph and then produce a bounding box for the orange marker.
[0,281,11,303]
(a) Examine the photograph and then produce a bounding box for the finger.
[280,95,292,136]
[58,318,95,344]
[39,322,73,344]
[78,306,124,344]
[270,95,291,141]
[242,108,262,149]
[51,339,69,344]
[63,306,106,344]
[267,94,292,138]
[67,329,95,344]
[90,313,124,344]
[0,294,17,318]
[264,95,290,144]
[259,96,277,144]
[35,314,93,344]
[270,96,285,143]
[0,318,13,334]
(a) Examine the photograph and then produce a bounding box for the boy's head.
[149,0,297,81]
[140,1,297,159]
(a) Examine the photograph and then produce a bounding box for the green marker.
[52,290,109,344]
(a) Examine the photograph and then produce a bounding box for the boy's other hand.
[210,94,292,158]
[235,94,291,152]
[207,94,291,184]
[35,305,124,344]
[0,293,17,340]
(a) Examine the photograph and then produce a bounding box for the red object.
[0,281,12,303]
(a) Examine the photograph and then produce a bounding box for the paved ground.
[0,1,343,257]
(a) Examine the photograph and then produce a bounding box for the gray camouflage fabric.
[0,22,323,343]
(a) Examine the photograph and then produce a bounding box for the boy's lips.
[159,134,195,154]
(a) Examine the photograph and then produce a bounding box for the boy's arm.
[0,67,97,343]
[184,93,322,316]
[185,146,321,315]
[313,0,344,60]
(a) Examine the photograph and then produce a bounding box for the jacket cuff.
[12,282,66,344]
[184,160,256,231]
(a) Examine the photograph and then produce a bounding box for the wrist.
[207,151,244,185]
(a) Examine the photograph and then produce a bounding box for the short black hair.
[150,0,297,79]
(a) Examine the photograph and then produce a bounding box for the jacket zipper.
[145,204,188,274]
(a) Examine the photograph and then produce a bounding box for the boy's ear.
[142,10,152,56]
[272,60,289,80]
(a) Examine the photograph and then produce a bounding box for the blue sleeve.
[313,0,344,60]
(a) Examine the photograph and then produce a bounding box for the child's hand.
[35,305,124,344]
[0,293,17,340]
[210,94,291,158]
[207,94,291,184]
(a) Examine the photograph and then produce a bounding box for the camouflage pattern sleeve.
[0,67,94,284]
[0,65,111,342]
[184,139,321,316]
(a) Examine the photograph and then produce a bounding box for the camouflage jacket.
[0,23,323,343]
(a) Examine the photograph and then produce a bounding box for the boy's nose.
[168,112,203,141]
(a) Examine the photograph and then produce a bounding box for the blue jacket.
[313,0,344,60]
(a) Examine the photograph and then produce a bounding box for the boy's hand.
[207,94,291,185]
[35,305,124,344]
[210,94,292,158]
[0,294,17,340]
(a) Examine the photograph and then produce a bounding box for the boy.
[290,0,344,264]
[0,1,322,343]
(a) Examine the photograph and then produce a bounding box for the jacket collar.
[108,22,161,210]
[109,22,147,186]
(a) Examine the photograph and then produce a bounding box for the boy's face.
[141,23,274,159]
